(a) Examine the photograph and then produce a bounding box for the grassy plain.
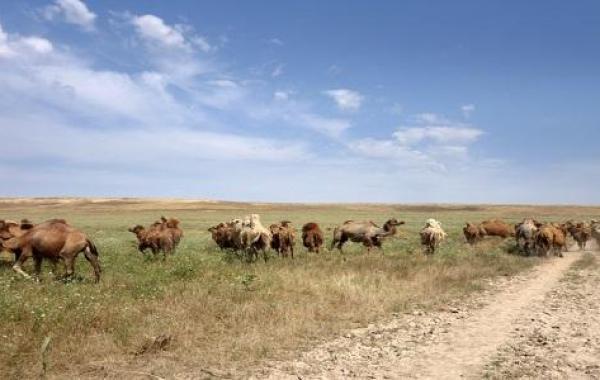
[0,199,598,379]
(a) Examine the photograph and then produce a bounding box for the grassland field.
[0,199,599,379]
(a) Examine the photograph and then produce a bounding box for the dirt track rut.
[254,251,600,379]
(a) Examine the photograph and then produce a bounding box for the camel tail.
[87,239,99,257]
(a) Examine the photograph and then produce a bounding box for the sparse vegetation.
[0,199,598,378]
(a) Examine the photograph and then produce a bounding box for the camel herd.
[464,218,600,257]
[513,219,599,257]
[207,215,406,260]
[1,214,599,283]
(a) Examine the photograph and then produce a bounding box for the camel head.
[1,236,20,250]
[165,217,180,229]
[128,225,145,234]
[382,218,405,234]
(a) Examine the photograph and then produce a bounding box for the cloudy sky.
[1,1,599,203]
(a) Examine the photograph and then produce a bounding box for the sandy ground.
[249,250,599,379]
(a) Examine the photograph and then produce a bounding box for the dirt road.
[254,251,600,379]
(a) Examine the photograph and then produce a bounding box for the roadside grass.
[0,200,597,378]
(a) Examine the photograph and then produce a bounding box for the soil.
[252,250,600,379]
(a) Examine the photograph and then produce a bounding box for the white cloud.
[393,126,482,146]
[245,93,352,139]
[1,115,309,165]
[191,36,212,52]
[324,88,364,111]
[131,14,187,48]
[348,112,484,171]
[299,114,351,138]
[130,14,212,53]
[43,0,96,31]
[192,79,246,109]
[268,38,284,46]
[19,37,54,54]
[461,104,475,118]
[0,22,53,58]
[0,21,313,176]
[395,112,483,146]
[274,91,289,101]
[210,79,237,88]
[413,112,447,125]
[346,138,443,169]
[271,64,284,77]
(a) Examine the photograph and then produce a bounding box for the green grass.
[0,199,597,378]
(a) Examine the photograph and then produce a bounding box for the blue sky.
[1,0,599,203]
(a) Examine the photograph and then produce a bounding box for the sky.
[0,0,599,203]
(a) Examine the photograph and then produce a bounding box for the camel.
[2,219,101,282]
[331,218,405,253]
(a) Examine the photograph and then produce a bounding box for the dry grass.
[0,199,598,379]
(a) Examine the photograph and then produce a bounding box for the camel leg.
[246,248,255,263]
[12,246,32,279]
[50,259,63,280]
[12,249,22,263]
[526,241,533,256]
[163,240,173,261]
[330,239,338,251]
[372,238,384,254]
[362,238,372,254]
[63,256,75,281]
[33,255,43,281]
[83,246,101,283]
[336,235,347,253]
